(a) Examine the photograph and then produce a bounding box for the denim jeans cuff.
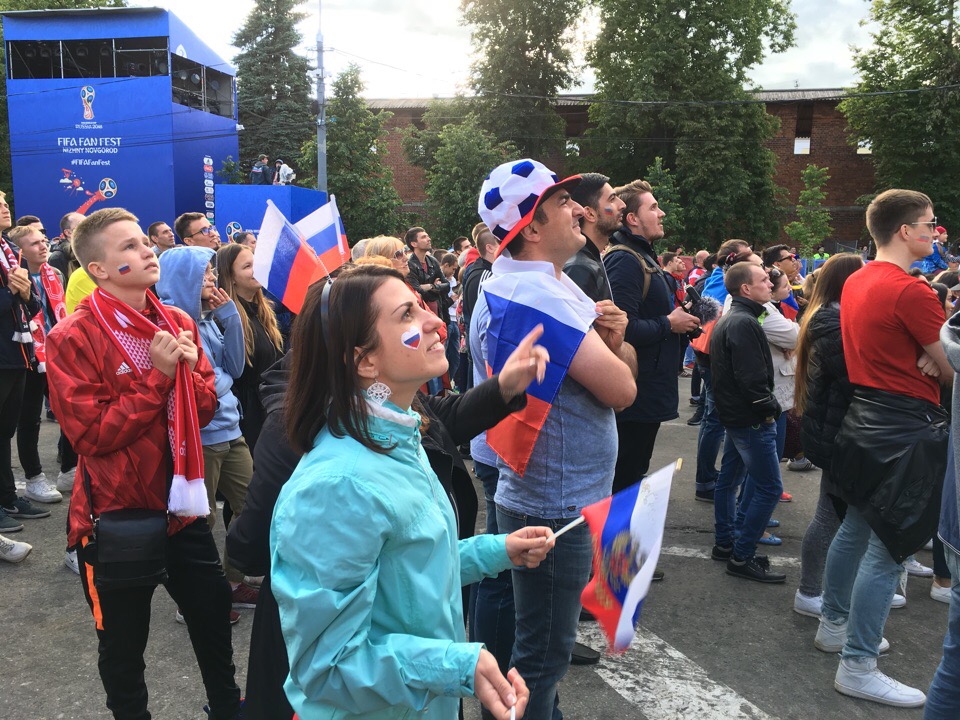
[696,481,716,492]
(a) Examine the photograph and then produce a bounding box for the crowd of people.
[0,159,958,720]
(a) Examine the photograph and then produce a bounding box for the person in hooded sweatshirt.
[157,246,259,615]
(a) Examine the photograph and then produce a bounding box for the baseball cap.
[937,225,947,235]
[478,159,581,258]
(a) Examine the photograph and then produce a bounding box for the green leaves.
[784,164,833,255]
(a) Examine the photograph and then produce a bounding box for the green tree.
[401,96,474,172]
[0,0,126,206]
[644,156,685,242]
[298,65,403,241]
[425,115,515,242]
[585,0,796,247]
[233,0,314,177]
[461,0,582,158]
[840,0,960,232]
[784,164,833,256]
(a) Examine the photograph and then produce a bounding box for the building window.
[857,140,872,155]
[794,102,813,155]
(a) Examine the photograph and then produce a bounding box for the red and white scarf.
[88,288,208,516]
[0,238,34,345]
[29,264,67,373]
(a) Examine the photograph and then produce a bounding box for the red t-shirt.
[841,261,945,405]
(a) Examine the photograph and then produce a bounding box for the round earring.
[366,372,392,406]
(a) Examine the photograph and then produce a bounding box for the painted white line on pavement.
[661,545,801,568]
[578,624,779,720]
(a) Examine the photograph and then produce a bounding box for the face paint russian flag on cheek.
[118,264,131,275]
[401,325,421,350]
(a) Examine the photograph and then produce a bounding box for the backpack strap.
[606,244,658,302]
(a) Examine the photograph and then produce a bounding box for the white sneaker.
[56,468,76,493]
[834,657,926,707]
[0,534,32,563]
[64,550,80,575]
[794,590,822,618]
[24,474,62,504]
[931,582,952,605]
[904,558,933,577]
[815,617,890,654]
[787,457,816,471]
[891,593,906,609]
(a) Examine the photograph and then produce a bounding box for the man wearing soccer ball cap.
[470,159,637,718]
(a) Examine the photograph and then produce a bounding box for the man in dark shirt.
[563,173,624,302]
[405,226,447,317]
[710,262,785,584]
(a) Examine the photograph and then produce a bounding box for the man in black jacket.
[405,226,448,318]
[563,173,624,302]
[710,261,786,583]
[605,179,699,492]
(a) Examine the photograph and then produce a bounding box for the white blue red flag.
[580,462,676,653]
[294,195,349,277]
[252,200,320,314]
[482,255,598,476]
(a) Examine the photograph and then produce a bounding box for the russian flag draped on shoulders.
[482,254,598,476]
[580,462,676,653]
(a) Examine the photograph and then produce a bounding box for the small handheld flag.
[252,200,321,314]
[579,461,676,653]
[294,195,349,279]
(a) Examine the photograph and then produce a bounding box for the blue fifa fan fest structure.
[2,7,239,235]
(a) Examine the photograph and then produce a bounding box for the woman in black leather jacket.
[792,254,863,618]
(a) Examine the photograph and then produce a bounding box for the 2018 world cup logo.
[226,222,243,241]
[76,177,118,215]
[80,85,95,120]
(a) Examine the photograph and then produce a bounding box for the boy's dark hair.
[717,239,751,268]
[703,253,717,272]
[440,252,458,266]
[286,264,406,456]
[73,207,140,269]
[453,236,471,252]
[570,173,610,211]
[147,221,167,239]
[15,215,40,227]
[661,251,677,267]
[763,244,789,267]
[867,189,933,247]
[174,212,205,242]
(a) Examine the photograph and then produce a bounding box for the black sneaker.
[570,641,601,665]
[711,544,733,561]
[686,409,704,426]
[652,568,665,582]
[0,508,24,533]
[3,497,51,519]
[689,396,701,406]
[726,555,786,583]
[695,489,715,503]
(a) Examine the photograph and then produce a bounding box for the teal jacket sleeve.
[459,533,511,586]
[271,475,483,715]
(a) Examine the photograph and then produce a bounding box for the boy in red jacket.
[45,208,242,720]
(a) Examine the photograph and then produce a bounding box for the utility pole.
[315,0,328,195]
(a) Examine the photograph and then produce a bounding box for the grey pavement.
[0,379,950,719]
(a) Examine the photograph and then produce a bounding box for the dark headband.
[320,278,333,348]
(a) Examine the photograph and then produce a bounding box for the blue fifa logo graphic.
[81,85,95,120]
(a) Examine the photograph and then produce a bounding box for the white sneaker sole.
[793,604,821,618]
[816,638,890,654]
[834,680,925,708]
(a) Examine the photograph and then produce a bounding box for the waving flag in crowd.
[580,461,676,653]
[294,195,349,277]
[482,255,598,476]
[252,200,320,314]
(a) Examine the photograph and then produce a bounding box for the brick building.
[368,89,875,249]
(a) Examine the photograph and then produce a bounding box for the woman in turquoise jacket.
[271,265,554,720]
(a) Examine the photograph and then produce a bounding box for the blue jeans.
[926,547,960,719]
[695,364,724,493]
[470,462,515,676]
[497,505,592,720]
[735,413,786,529]
[714,421,782,560]
[821,506,901,660]
[446,321,460,383]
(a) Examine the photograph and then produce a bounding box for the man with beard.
[563,173,625,302]
[605,179,700,492]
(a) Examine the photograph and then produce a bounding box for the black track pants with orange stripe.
[78,518,242,720]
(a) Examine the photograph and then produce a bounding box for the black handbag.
[83,467,169,590]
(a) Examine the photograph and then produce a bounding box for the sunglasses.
[393,249,405,260]
[908,217,938,230]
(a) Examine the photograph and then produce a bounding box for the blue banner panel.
[171,106,239,230]
[7,76,176,233]
[216,185,328,238]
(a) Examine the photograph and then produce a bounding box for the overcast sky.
[130,0,876,98]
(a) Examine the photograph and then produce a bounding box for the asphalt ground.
[0,378,950,720]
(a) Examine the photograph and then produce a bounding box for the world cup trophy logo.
[80,86,95,120]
